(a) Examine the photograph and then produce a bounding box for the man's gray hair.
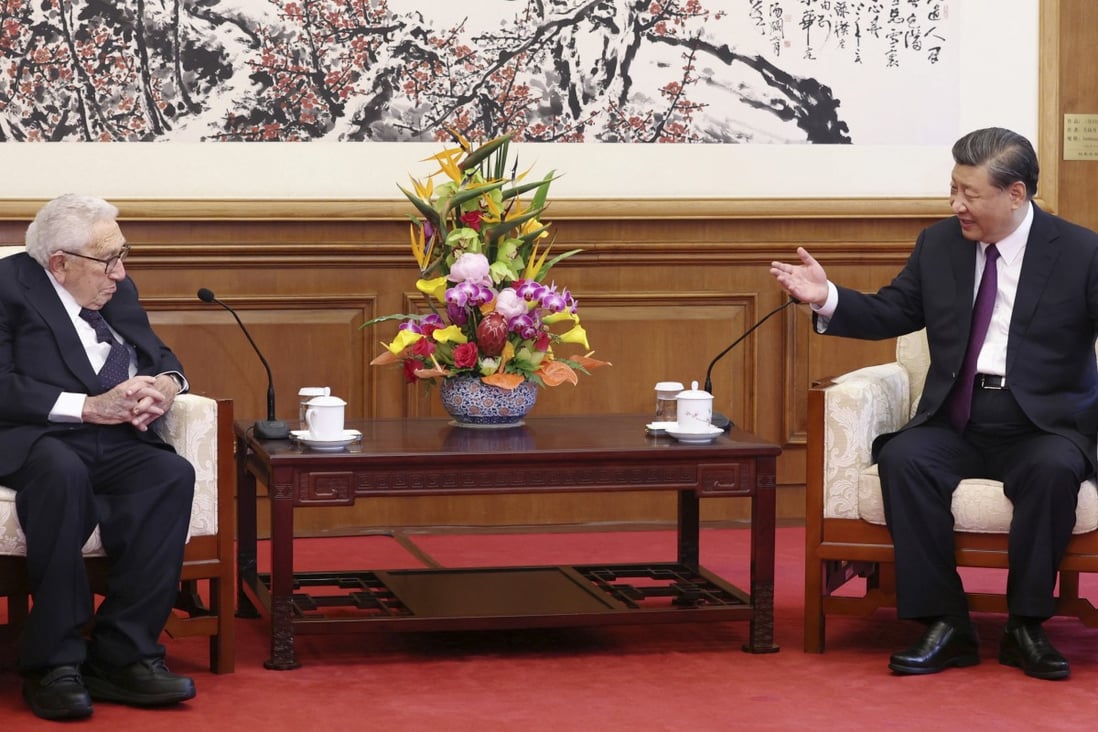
[25,194,120,268]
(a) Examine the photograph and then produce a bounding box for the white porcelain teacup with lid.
[675,381,714,433]
[305,395,347,441]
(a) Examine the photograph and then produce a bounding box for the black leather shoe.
[22,665,93,720]
[83,657,196,706]
[999,624,1070,680]
[888,619,980,675]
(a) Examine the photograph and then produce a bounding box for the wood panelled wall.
[1,1,1094,536]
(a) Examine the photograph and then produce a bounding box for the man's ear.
[46,251,68,280]
[1008,180,1029,208]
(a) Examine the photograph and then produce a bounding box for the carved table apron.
[234,415,781,669]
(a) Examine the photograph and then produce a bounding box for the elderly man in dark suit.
[771,127,1098,680]
[0,194,197,720]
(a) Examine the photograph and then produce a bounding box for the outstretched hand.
[769,247,830,306]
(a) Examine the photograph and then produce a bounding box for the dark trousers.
[4,425,194,671]
[876,387,1086,621]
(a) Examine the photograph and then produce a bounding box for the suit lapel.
[16,256,102,391]
[1007,206,1059,370]
[949,226,978,348]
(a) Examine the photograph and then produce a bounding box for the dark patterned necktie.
[947,244,1000,432]
[79,308,131,391]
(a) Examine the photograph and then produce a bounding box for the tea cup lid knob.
[676,380,712,400]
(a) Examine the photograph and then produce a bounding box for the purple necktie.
[79,308,131,391]
[947,244,1000,432]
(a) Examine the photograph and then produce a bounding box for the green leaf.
[459,133,514,172]
[445,180,507,212]
[501,172,559,202]
[397,184,442,227]
[483,208,542,242]
[493,137,510,180]
[360,312,420,329]
[534,248,583,280]
[530,170,556,210]
[518,224,552,245]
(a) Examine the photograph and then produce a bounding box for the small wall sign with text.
[1064,114,1098,161]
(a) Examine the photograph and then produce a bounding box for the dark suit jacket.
[819,204,1098,472]
[0,252,185,476]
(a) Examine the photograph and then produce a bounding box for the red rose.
[460,210,483,231]
[453,342,479,368]
[412,337,436,358]
[401,358,420,383]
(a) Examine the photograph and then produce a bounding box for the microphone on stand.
[704,297,800,432]
[197,288,290,440]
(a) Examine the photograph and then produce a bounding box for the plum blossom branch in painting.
[0,0,953,145]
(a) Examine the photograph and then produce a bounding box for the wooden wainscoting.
[0,212,917,535]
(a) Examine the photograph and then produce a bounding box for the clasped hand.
[83,374,178,431]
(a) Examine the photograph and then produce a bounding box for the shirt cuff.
[811,282,839,333]
[161,371,189,394]
[49,393,86,423]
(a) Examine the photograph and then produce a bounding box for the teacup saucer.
[666,424,723,444]
[290,429,362,451]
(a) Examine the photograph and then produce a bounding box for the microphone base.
[710,412,733,432]
[255,419,291,440]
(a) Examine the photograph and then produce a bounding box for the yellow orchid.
[558,323,589,350]
[520,217,548,240]
[384,328,423,356]
[416,276,448,303]
[542,310,577,325]
[431,325,468,344]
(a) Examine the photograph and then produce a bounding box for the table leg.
[235,434,260,619]
[265,465,301,670]
[676,490,700,566]
[746,454,779,653]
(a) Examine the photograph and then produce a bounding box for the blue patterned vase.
[439,375,537,427]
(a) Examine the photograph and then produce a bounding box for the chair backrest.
[0,245,24,259]
[895,330,930,418]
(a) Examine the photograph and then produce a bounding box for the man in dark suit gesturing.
[0,195,197,719]
[771,128,1098,680]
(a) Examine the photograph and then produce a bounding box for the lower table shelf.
[250,562,753,633]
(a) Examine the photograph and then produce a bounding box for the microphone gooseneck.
[196,288,290,440]
[704,296,799,431]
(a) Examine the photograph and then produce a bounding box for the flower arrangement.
[367,131,609,391]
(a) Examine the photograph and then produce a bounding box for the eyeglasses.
[61,244,130,275]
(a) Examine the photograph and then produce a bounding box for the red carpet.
[3,527,1098,730]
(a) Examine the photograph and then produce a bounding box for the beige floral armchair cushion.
[0,393,221,556]
[821,329,1098,534]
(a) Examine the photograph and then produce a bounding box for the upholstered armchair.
[0,243,235,672]
[805,329,1098,652]
[0,394,235,673]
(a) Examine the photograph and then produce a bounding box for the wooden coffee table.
[235,415,781,669]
